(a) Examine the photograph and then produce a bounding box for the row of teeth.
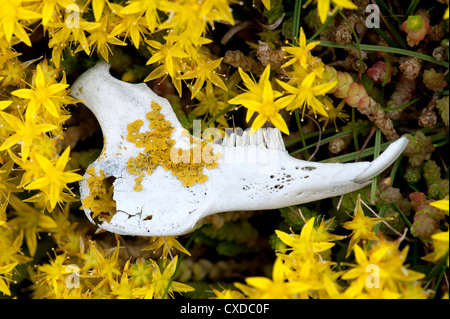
[220,128,286,151]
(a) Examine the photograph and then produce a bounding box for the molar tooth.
[262,129,270,149]
[222,134,229,146]
[273,128,286,151]
[256,129,265,148]
[242,130,250,146]
[235,132,243,147]
[228,132,236,147]
[249,130,256,146]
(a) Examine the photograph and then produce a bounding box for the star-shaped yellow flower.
[0,0,41,46]
[342,194,385,257]
[134,256,194,299]
[305,0,358,24]
[11,64,69,118]
[276,71,337,118]
[275,217,337,259]
[228,65,295,135]
[142,236,191,261]
[282,27,320,69]
[0,111,57,160]
[236,257,310,299]
[178,57,227,99]
[24,147,83,209]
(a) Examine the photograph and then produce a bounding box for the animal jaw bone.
[71,62,409,237]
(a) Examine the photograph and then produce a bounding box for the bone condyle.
[71,62,409,237]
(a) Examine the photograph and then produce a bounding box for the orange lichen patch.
[133,173,145,192]
[126,101,221,188]
[81,167,117,222]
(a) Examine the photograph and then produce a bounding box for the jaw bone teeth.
[222,127,286,151]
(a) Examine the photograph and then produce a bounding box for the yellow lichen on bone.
[81,167,116,221]
[126,101,221,188]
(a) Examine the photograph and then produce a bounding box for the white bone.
[71,62,408,237]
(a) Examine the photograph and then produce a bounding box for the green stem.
[424,251,449,289]
[285,123,372,148]
[376,0,403,25]
[434,263,448,295]
[292,0,302,40]
[370,128,382,204]
[294,108,310,158]
[285,127,335,148]
[290,130,351,156]
[319,41,449,68]
[405,0,421,18]
[380,96,422,112]
[307,10,339,44]
[389,154,404,184]
[319,139,392,163]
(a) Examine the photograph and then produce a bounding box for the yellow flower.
[342,239,425,298]
[24,147,83,210]
[48,11,100,55]
[191,83,227,119]
[95,241,122,284]
[0,261,18,296]
[304,0,358,24]
[424,200,449,265]
[212,287,245,299]
[319,97,349,131]
[282,27,320,69]
[444,6,449,19]
[127,258,155,287]
[11,64,69,118]
[0,160,20,199]
[39,0,75,26]
[110,260,135,299]
[261,0,271,10]
[144,38,190,95]
[158,0,233,43]
[429,199,449,214]
[92,0,106,22]
[178,57,227,99]
[120,0,161,32]
[228,65,295,135]
[0,111,57,161]
[313,216,346,243]
[423,231,449,266]
[275,217,336,259]
[236,257,310,299]
[136,256,194,299]
[84,14,127,62]
[0,57,27,87]
[37,253,71,296]
[108,2,149,49]
[342,194,385,257]
[142,236,191,261]
[0,197,9,231]
[276,71,337,118]
[8,195,57,256]
[0,0,41,46]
